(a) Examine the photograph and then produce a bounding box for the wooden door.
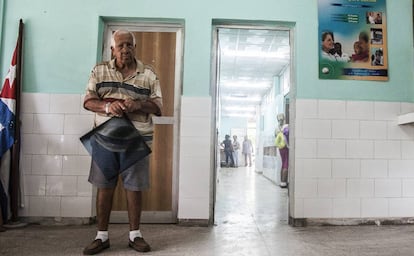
[110,31,177,223]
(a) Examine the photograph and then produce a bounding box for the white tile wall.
[374,102,401,121]
[332,159,360,178]
[346,101,374,120]
[23,175,47,196]
[28,196,61,217]
[61,197,93,217]
[317,139,346,158]
[360,160,388,178]
[389,198,414,217]
[389,160,414,177]
[294,99,414,220]
[332,120,359,139]
[332,198,361,218]
[32,155,63,175]
[21,92,198,220]
[302,119,331,139]
[46,176,78,196]
[401,141,414,158]
[403,179,414,197]
[179,156,210,198]
[178,96,211,220]
[347,179,375,198]
[361,198,388,217]
[360,121,387,139]
[33,114,64,134]
[374,179,401,198]
[17,95,414,222]
[18,93,94,218]
[318,100,346,120]
[303,198,333,218]
[346,140,374,159]
[317,178,346,198]
[296,159,331,178]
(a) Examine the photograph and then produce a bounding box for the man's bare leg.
[126,190,142,230]
[97,188,115,231]
[126,190,150,252]
[83,188,114,255]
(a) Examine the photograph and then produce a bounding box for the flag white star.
[5,64,16,88]
[0,122,4,132]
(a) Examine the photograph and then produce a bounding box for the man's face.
[111,33,135,66]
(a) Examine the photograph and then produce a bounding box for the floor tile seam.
[252,214,273,256]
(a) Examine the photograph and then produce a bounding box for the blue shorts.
[88,154,150,191]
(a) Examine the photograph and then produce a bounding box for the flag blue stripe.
[0,100,15,159]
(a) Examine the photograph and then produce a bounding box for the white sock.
[129,230,142,241]
[95,230,108,242]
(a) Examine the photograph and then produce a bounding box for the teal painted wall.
[1,0,413,101]
[0,0,4,52]
[220,117,249,141]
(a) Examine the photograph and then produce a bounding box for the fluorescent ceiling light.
[220,81,271,89]
[223,106,256,112]
[222,95,261,102]
[246,37,266,44]
[222,49,289,58]
[222,112,256,118]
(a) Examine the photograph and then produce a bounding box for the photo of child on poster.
[318,0,388,81]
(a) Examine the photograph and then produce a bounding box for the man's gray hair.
[111,30,136,47]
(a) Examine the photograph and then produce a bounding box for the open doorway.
[211,21,294,226]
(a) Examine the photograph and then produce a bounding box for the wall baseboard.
[178,218,209,227]
[289,217,414,227]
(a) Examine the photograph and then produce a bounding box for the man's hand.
[107,100,127,117]
[123,99,141,113]
[105,99,145,117]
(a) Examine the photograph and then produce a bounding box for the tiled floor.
[1,166,414,255]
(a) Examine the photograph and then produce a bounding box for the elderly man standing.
[82,30,162,255]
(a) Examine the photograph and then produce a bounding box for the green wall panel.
[0,0,413,102]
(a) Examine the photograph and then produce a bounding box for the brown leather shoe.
[129,237,151,252]
[83,239,110,255]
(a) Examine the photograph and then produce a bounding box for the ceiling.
[218,28,291,118]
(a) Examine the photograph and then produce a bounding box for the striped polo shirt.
[85,58,162,136]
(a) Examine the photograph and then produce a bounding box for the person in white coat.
[242,136,253,167]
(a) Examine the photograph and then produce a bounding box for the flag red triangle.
[0,43,18,100]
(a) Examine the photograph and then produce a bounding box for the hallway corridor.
[1,166,414,255]
[215,166,289,234]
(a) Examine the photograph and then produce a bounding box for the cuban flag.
[0,43,17,223]
[0,44,17,160]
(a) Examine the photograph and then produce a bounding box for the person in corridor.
[232,135,240,167]
[221,134,234,167]
[242,135,253,167]
[275,113,289,188]
[82,30,162,255]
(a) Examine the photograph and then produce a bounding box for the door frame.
[101,20,184,223]
[210,20,296,224]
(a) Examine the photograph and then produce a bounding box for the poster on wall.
[318,0,388,81]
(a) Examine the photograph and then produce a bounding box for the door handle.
[152,116,174,124]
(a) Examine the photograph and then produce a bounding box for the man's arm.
[84,98,161,117]
[123,99,161,115]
